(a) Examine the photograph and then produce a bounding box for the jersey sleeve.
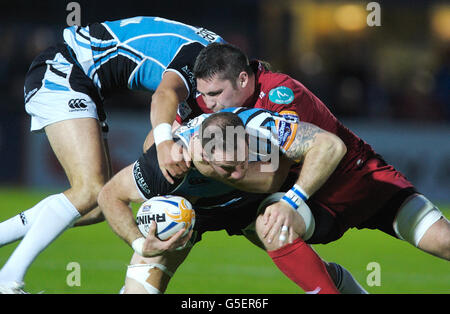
[261,75,316,123]
[173,113,209,148]
[175,94,207,124]
[241,108,299,157]
[273,110,299,153]
[133,145,183,200]
[164,41,205,97]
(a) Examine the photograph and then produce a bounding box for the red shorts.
[305,156,417,244]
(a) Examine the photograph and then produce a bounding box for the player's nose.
[205,97,218,111]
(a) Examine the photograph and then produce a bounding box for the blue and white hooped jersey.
[63,16,225,95]
[133,107,300,209]
[174,107,300,161]
[167,107,299,205]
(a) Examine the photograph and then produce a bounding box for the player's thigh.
[44,118,109,211]
[25,45,109,212]
[125,248,192,294]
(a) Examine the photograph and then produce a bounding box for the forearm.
[150,70,188,132]
[284,122,347,197]
[99,194,142,246]
[97,165,145,246]
[150,89,179,129]
[294,133,346,196]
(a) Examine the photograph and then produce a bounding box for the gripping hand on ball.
[141,221,193,257]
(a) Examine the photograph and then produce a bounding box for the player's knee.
[69,176,106,212]
[255,215,301,251]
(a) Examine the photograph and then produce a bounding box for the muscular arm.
[150,71,190,183]
[150,71,188,132]
[260,122,346,244]
[98,164,189,257]
[284,121,347,196]
[97,164,144,246]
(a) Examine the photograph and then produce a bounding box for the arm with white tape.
[283,121,347,197]
[262,121,347,244]
[150,71,191,184]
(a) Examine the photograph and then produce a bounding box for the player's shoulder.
[255,62,307,108]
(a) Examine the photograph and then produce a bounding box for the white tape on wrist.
[131,237,146,256]
[281,184,309,211]
[153,123,173,146]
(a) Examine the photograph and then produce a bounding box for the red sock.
[268,238,339,294]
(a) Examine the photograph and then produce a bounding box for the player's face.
[203,139,249,182]
[209,159,249,182]
[197,74,249,112]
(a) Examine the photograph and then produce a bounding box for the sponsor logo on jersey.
[181,65,196,90]
[277,120,292,148]
[133,161,151,196]
[276,118,298,151]
[268,86,294,105]
[279,110,299,123]
[177,101,193,121]
[68,98,88,112]
[195,28,220,43]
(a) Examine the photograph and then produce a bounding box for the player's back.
[63,16,224,95]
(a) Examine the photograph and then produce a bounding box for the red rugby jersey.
[251,61,376,173]
[177,60,376,174]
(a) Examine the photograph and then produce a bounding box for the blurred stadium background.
[0,0,449,294]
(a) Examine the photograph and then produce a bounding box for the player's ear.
[238,71,249,88]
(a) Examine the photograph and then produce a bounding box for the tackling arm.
[150,71,190,183]
[260,122,347,245]
[150,71,188,135]
[284,121,347,197]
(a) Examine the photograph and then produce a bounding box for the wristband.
[131,237,146,256]
[153,123,173,146]
[281,184,309,211]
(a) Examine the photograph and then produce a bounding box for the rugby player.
[99,108,368,294]
[0,17,225,293]
[189,43,450,287]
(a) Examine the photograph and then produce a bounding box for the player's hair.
[193,43,253,88]
[199,112,247,159]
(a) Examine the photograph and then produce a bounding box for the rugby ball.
[136,195,195,240]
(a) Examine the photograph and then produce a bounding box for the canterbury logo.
[68,98,87,109]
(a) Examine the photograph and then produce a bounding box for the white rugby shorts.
[24,43,103,132]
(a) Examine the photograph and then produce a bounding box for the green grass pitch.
[0,187,449,294]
